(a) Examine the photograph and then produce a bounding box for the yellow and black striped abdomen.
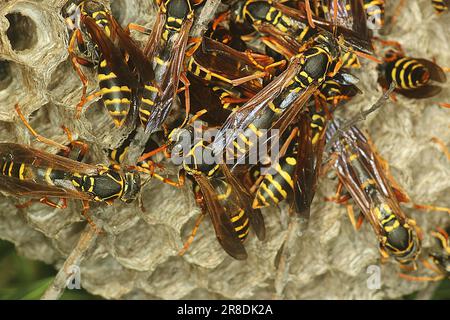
[432,0,449,13]
[97,58,133,127]
[0,158,69,186]
[252,156,296,209]
[215,179,250,242]
[387,57,429,90]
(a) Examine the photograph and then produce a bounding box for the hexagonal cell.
[5,12,38,51]
[110,0,155,26]
[0,59,13,91]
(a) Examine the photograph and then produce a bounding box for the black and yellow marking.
[386,57,429,90]
[432,0,449,13]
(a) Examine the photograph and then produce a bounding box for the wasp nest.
[0,0,448,299]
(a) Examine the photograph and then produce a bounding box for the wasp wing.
[0,143,99,176]
[212,57,303,157]
[144,16,193,134]
[0,174,93,200]
[107,14,155,83]
[194,174,248,260]
[82,16,140,88]
[221,164,266,240]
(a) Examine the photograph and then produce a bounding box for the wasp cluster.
[0,0,448,299]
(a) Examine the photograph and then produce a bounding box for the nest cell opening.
[0,60,13,92]
[6,12,38,52]
[110,0,127,26]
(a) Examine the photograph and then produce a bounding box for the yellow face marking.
[100,60,107,68]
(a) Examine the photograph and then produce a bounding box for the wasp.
[10,105,141,218]
[377,45,447,99]
[431,0,449,14]
[137,0,195,133]
[168,122,265,260]
[211,31,342,165]
[251,108,326,220]
[326,120,422,267]
[65,0,154,128]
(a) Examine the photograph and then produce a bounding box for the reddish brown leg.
[81,201,103,234]
[15,104,70,152]
[16,197,67,209]
[431,136,450,161]
[178,213,205,256]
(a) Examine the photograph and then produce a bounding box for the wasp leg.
[125,23,152,35]
[304,0,316,28]
[68,29,93,119]
[16,197,67,209]
[211,10,230,31]
[186,37,202,57]
[245,50,286,74]
[398,258,444,282]
[15,104,70,152]
[81,200,103,234]
[61,125,89,161]
[413,203,450,215]
[439,103,450,108]
[431,136,450,161]
[76,91,102,118]
[398,273,444,282]
[137,165,186,188]
[178,212,206,256]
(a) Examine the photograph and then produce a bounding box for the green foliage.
[0,239,99,300]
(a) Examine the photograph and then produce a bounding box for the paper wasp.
[138,0,195,133]
[3,104,141,231]
[211,31,342,164]
[326,119,422,267]
[251,107,326,220]
[376,41,447,99]
[65,0,154,128]
[168,120,265,260]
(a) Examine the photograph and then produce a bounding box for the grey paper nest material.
[0,0,449,300]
